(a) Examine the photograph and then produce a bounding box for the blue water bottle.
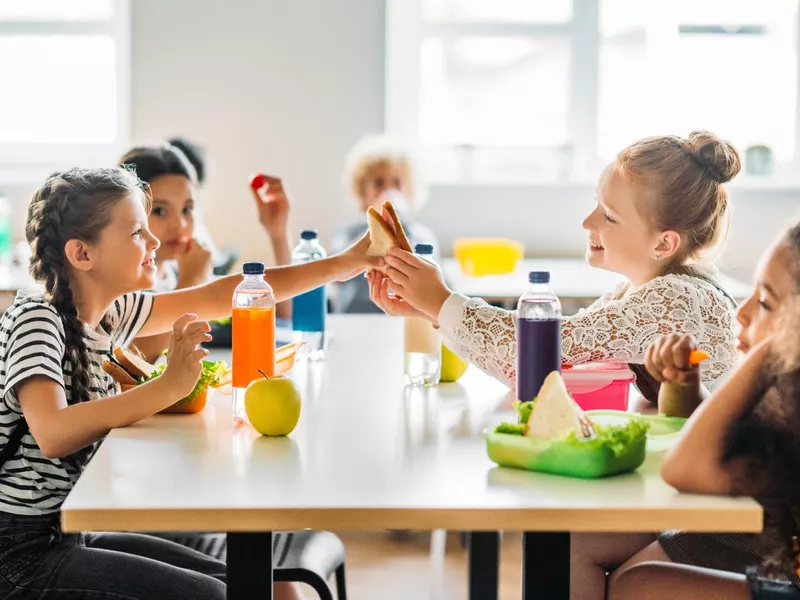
[291,230,327,360]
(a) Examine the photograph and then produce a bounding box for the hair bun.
[687,130,742,184]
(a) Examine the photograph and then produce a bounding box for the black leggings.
[0,512,225,600]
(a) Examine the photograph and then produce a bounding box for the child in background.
[370,130,741,400]
[120,144,293,360]
[592,221,800,600]
[0,167,377,600]
[330,134,439,313]
[120,144,212,294]
[165,136,294,316]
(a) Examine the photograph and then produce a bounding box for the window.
[0,0,129,169]
[387,0,800,183]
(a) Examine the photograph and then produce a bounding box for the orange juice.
[232,306,276,387]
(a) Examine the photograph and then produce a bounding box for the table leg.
[522,532,569,600]
[468,531,499,600]
[227,531,273,600]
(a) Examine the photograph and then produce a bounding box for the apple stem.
[258,369,270,380]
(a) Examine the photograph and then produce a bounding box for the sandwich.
[524,371,595,441]
[367,200,413,266]
[494,371,648,459]
[102,347,228,414]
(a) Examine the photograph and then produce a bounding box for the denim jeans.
[0,511,226,599]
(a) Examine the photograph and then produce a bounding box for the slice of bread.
[366,206,398,257]
[524,371,595,441]
[113,347,157,380]
[382,201,413,252]
[101,360,138,386]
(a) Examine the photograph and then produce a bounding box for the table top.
[61,315,761,534]
[442,258,753,302]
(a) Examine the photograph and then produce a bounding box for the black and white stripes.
[0,291,153,515]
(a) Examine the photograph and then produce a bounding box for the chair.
[159,531,347,600]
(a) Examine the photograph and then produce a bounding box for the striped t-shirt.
[0,290,153,515]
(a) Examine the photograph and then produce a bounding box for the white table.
[61,316,762,599]
[442,258,752,311]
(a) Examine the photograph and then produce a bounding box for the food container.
[563,363,636,411]
[453,238,524,276]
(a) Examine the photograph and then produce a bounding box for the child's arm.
[138,233,380,338]
[660,340,772,495]
[379,251,733,389]
[18,315,208,459]
[251,176,292,320]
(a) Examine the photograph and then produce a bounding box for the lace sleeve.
[438,275,737,390]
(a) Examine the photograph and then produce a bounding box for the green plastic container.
[485,430,647,479]
[485,410,688,478]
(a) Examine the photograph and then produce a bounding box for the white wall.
[419,183,800,282]
[1,0,798,284]
[130,0,386,263]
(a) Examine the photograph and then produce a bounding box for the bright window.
[387,0,800,182]
[0,0,129,168]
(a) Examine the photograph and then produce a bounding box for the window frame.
[0,0,130,170]
[386,0,800,184]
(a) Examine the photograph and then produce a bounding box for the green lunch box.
[485,410,686,479]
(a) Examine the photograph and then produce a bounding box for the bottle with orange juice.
[232,261,275,426]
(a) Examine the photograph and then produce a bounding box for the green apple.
[245,375,302,436]
[440,344,469,382]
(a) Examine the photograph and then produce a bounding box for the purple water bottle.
[516,271,562,403]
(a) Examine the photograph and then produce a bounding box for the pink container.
[562,362,636,412]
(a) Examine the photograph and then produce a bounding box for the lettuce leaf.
[492,416,649,458]
[494,422,526,435]
[137,360,228,404]
[513,399,534,424]
[564,417,649,457]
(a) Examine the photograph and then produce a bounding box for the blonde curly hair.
[342,134,426,209]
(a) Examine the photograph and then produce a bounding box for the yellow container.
[453,238,524,277]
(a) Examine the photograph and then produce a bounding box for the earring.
[652,254,661,261]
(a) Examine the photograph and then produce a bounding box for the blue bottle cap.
[243,261,266,275]
[529,271,550,284]
[300,230,318,240]
[414,243,434,255]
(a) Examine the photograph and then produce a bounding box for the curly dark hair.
[25,167,146,405]
[722,221,800,580]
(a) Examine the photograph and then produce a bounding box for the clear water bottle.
[291,230,327,361]
[232,262,276,427]
[516,271,562,403]
[404,243,441,386]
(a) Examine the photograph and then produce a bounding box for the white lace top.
[437,274,738,391]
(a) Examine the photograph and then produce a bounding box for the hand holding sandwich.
[379,248,452,322]
[364,200,452,321]
[162,314,212,398]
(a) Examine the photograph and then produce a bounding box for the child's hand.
[383,247,452,321]
[368,270,433,321]
[162,314,211,398]
[251,175,290,240]
[177,238,213,288]
[645,334,699,385]
[337,231,384,281]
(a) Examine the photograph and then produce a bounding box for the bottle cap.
[243,261,266,275]
[529,271,550,284]
[300,230,318,241]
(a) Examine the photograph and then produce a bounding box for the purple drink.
[516,317,561,402]
[516,271,562,404]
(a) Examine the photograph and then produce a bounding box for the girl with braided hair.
[0,167,379,599]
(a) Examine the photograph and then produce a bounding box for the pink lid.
[562,362,636,394]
